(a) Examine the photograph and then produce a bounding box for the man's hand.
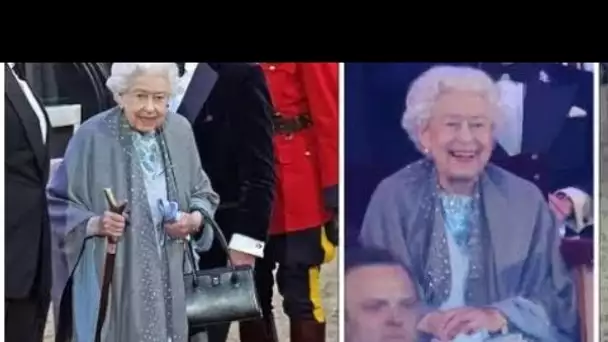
[441,307,507,339]
[548,192,574,222]
[228,249,256,266]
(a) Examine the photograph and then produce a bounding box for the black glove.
[325,212,339,246]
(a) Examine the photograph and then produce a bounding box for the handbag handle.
[185,210,235,270]
[156,128,236,283]
[184,211,241,289]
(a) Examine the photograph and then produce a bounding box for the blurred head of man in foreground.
[345,247,421,342]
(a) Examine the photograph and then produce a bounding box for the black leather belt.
[272,112,312,135]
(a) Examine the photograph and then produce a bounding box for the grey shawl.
[47,107,219,341]
[359,159,578,342]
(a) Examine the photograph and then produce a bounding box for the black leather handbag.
[183,214,262,329]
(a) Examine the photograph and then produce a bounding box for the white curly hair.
[401,65,504,152]
[105,63,181,101]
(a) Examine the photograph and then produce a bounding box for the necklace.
[440,193,473,250]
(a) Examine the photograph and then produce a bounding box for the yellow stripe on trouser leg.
[320,225,336,264]
[308,266,325,323]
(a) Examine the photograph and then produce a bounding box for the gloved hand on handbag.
[158,199,202,239]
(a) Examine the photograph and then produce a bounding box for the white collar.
[184,63,198,74]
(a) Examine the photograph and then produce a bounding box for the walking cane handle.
[103,188,127,249]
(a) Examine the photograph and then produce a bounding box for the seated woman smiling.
[359,65,577,342]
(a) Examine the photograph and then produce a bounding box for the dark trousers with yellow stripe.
[257,224,336,324]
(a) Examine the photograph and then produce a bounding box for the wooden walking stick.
[94,188,127,342]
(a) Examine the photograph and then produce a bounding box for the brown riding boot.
[239,316,278,342]
[290,319,326,342]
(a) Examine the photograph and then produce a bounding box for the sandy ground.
[43,256,339,342]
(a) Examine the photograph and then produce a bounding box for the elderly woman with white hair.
[47,63,219,341]
[359,65,577,342]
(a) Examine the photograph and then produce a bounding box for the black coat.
[4,63,52,299]
[186,63,275,243]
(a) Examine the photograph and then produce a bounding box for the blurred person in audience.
[47,63,219,342]
[481,63,594,239]
[360,65,577,342]
[5,63,53,342]
[345,247,421,342]
[169,63,275,342]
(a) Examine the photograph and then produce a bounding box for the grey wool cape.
[47,107,219,342]
[359,159,578,342]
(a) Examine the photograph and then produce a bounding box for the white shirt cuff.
[556,187,592,233]
[228,233,265,258]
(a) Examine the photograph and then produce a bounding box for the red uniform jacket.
[261,62,339,235]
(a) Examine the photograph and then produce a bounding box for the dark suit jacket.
[186,63,275,243]
[10,63,114,159]
[484,63,593,197]
[5,63,52,299]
